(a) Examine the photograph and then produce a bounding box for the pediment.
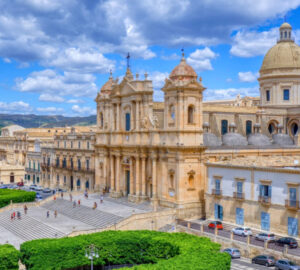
[111,78,137,97]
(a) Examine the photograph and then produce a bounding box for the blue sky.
[0,0,300,116]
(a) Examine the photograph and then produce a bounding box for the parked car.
[231,227,252,237]
[222,248,240,259]
[252,255,276,267]
[35,193,43,200]
[43,188,52,193]
[255,233,276,242]
[17,182,24,187]
[275,259,300,270]
[276,237,298,248]
[29,184,37,190]
[35,186,43,191]
[208,221,223,230]
[0,184,9,189]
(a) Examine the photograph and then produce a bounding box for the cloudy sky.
[0,0,300,116]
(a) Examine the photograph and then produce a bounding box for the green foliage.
[0,189,36,208]
[20,231,230,270]
[0,244,20,270]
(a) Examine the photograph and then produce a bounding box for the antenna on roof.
[126,52,130,69]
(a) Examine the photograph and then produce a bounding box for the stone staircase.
[0,211,66,241]
[42,199,123,228]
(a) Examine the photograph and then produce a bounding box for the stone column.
[141,156,146,197]
[152,154,157,198]
[135,155,140,197]
[136,101,140,130]
[116,103,120,130]
[115,153,121,194]
[130,157,134,195]
[110,155,115,192]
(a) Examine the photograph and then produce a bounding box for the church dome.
[248,133,272,146]
[260,23,300,72]
[272,133,294,146]
[170,52,197,81]
[222,132,248,146]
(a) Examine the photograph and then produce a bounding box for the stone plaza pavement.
[0,193,153,249]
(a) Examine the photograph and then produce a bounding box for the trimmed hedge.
[0,189,36,208]
[0,244,20,270]
[20,231,231,270]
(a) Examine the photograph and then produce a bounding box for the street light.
[85,244,99,270]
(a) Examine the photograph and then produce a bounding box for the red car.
[17,182,24,187]
[208,221,223,230]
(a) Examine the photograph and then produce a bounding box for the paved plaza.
[1,193,153,248]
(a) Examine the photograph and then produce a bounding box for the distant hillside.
[0,114,97,129]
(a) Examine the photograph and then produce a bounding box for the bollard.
[283,244,288,256]
[187,222,191,229]
[215,227,218,236]
[247,235,250,245]
[230,231,233,241]
[200,224,204,233]
[264,240,268,249]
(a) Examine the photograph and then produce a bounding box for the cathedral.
[95,22,300,219]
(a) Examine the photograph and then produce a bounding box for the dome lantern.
[279,22,293,42]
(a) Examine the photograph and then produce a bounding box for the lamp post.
[85,244,99,270]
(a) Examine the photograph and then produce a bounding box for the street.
[231,258,275,270]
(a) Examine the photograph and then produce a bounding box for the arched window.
[100,112,104,128]
[291,123,299,136]
[169,105,175,121]
[125,113,131,131]
[188,175,194,188]
[221,120,228,135]
[85,180,89,190]
[188,105,194,124]
[77,179,81,188]
[246,120,252,135]
[268,123,276,134]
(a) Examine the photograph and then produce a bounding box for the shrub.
[0,189,36,208]
[20,231,230,270]
[0,244,20,270]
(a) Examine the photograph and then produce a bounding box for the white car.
[231,227,252,237]
[35,186,44,191]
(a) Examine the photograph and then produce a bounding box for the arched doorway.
[289,121,299,136]
[85,180,89,190]
[267,121,278,134]
[77,179,81,190]
[10,173,14,183]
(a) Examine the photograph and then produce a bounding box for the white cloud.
[238,71,259,82]
[187,47,218,71]
[161,53,180,61]
[16,69,98,98]
[72,105,96,116]
[36,107,64,114]
[149,71,168,102]
[0,101,32,114]
[204,86,259,101]
[39,94,65,103]
[46,48,115,73]
[67,99,84,104]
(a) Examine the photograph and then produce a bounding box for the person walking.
[100,195,104,204]
[46,211,50,218]
[54,210,57,218]
[54,195,56,201]
[10,213,13,221]
[61,192,63,199]
[69,193,72,202]
[24,205,28,215]
[78,199,80,206]
[73,201,76,208]
[13,211,16,220]
[17,211,21,220]
[84,190,88,199]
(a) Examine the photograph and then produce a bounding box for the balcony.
[285,200,299,210]
[233,192,245,200]
[258,195,271,205]
[212,189,222,197]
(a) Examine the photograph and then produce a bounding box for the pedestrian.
[54,195,56,201]
[61,192,63,198]
[17,211,21,220]
[69,194,72,202]
[100,195,104,204]
[78,199,80,206]
[54,210,57,218]
[73,201,76,208]
[13,211,16,220]
[24,205,28,215]
[10,213,13,221]
[46,211,50,218]
[93,202,97,209]
[84,190,87,199]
